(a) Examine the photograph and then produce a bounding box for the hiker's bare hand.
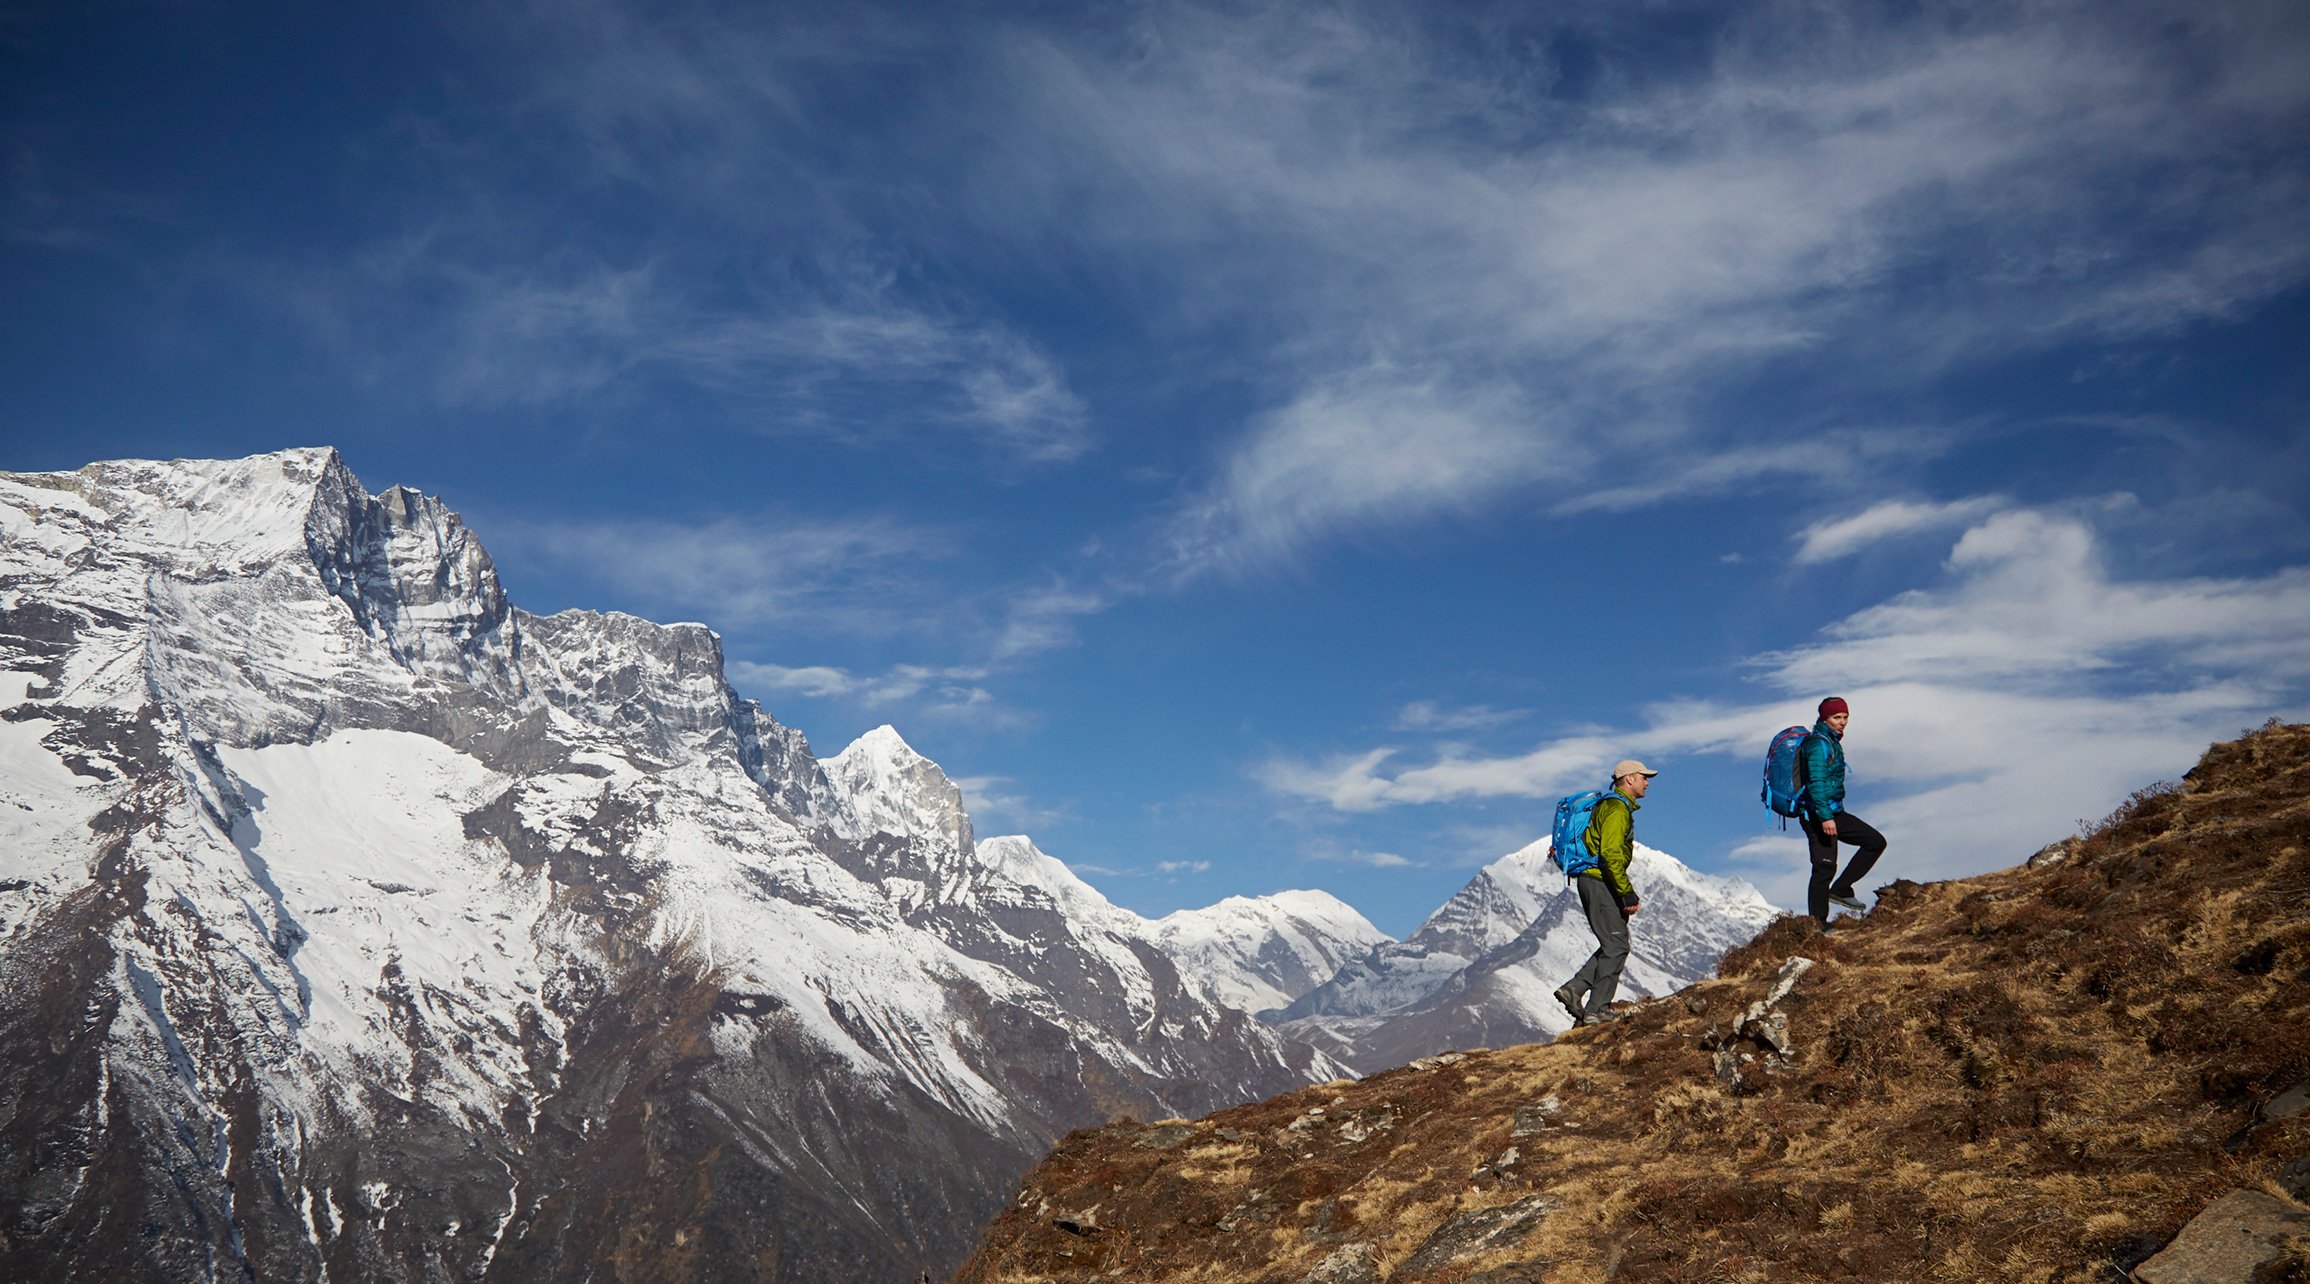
[1625,901,1641,915]
[1821,819,1838,838]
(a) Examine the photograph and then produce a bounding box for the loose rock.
[1134,1122,1198,1149]
[2028,836,2081,868]
[2264,1078,2310,1121]
[1394,1196,1558,1278]
[1509,1096,1562,1136]
[1296,1242,1380,1284]
[2133,1189,2310,1284]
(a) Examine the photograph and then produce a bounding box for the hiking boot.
[1827,890,1866,912]
[1553,985,1583,1024]
[1578,1009,1623,1027]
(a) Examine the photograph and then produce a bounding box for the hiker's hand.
[1821,819,1837,838]
[1625,901,1641,915]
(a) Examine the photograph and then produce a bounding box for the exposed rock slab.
[2133,1190,2310,1284]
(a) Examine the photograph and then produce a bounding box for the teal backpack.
[1761,725,1810,821]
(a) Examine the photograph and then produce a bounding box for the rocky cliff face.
[0,449,1345,1283]
[956,722,2310,1284]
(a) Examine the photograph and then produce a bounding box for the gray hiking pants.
[1563,873,1632,1017]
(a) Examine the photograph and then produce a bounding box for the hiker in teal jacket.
[1800,696,1888,923]
[1553,759,1656,1027]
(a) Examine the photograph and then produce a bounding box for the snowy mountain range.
[1277,838,1778,1070]
[0,449,1778,1282]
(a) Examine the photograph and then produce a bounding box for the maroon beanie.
[1819,696,1850,718]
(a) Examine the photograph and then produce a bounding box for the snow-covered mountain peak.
[1276,834,1781,1069]
[826,724,973,857]
[973,834,1137,931]
[1154,888,1392,1016]
[4,446,345,577]
[1403,835,1559,957]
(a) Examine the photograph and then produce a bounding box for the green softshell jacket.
[1580,789,1641,909]
[1799,720,1847,820]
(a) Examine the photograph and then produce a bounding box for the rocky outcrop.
[2133,1190,2310,1284]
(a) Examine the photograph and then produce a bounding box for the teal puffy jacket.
[1799,720,1846,819]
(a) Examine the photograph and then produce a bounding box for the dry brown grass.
[954,721,2310,1283]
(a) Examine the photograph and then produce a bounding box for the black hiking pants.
[1564,873,1632,1017]
[1803,810,1887,922]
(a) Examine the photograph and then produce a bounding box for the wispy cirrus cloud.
[991,580,1111,660]
[1393,701,1526,734]
[949,774,1069,833]
[488,510,948,636]
[731,660,1019,727]
[1794,497,2008,564]
[252,0,1096,466]
[1299,843,1418,870]
[291,250,1092,462]
[983,1,2310,573]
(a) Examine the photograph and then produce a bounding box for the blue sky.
[7,0,2309,933]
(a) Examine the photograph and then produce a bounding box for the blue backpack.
[1761,725,1810,820]
[1547,789,1614,876]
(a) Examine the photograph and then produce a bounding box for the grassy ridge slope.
[955,721,2310,1283]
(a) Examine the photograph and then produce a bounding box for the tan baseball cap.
[1612,759,1659,780]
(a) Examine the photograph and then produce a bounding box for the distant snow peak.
[1155,888,1391,1016]
[826,724,974,857]
[1278,841,1778,1070]
[974,834,1132,929]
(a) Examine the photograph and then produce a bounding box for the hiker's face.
[1622,773,1651,798]
[1827,711,1850,734]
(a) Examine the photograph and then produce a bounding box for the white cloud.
[1393,701,1527,734]
[950,774,1068,832]
[1157,859,1212,874]
[1764,509,2310,690]
[1253,748,1401,813]
[992,581,1111,660]
[1161,372,1547,576]
[730,663,855,700]
[1721,833,1813,912]
[729,660,1018,726]
[1258,505,2310,902]
[1299,844,1418,869]
[1258,736,1619,811]
[666,301,1092,462]
[1793,497,2007,563]
[324,255,1092,461]
[1001,3,2310,572]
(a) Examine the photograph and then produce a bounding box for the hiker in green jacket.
[1553,759,1655,1027]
